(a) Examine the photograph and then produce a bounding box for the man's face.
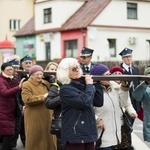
[22,61,32,71]
[80,56,92,65]
[122,55,133,65]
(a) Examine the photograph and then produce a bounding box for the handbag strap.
[99,129,104,139]
[120,107,125,115]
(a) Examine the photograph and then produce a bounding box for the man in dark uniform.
[119,47,141,150]
[80,47,95,74]
[19,55,33,147]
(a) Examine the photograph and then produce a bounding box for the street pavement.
[16,118,150,150]
[132,118,150,149]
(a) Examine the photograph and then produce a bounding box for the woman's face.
[100,71,111,86]
[69,64,81,79]
[111,71,122,84]
[47,64,57,72]
[31,71,44,82]
[3,66,14,77]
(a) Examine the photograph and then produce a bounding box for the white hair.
[57,58,82,84]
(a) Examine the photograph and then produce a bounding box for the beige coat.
[22,77,56,150]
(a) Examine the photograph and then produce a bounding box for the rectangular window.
[127,3,137,19]
[107,39,116,57]
[44,8,52,23]
[45,42,51,60]
[65,40,78,58]
[9,19,20,31]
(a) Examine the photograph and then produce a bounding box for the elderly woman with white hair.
[57,58,103,150]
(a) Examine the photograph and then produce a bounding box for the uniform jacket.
[94,84,130,148]
[120,63,141,112]
[132,82,150,142]
[60,80,103,145]
[21,78,56,150]
[0,74,20,135]
[80,62,95,74]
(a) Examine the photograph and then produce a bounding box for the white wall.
[36,32,61,61]
[88,0,150,62]
[87,26,150,62]
[35,0,84,30]
[92,0,150,27]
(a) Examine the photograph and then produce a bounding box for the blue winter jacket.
[60,79,103,145]
[132,81,150,142]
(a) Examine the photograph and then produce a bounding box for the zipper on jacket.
[73,111,81,134]
[107,92,118,137]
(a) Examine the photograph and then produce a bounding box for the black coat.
[120,63,141,112]
[45,82,61,119]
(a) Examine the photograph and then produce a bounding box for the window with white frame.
[127,3,137,19]
[108,39,116,57]
[45,42,51,60]
[9,19,20,31]
[65,40,78,58]
[44,8,52,23]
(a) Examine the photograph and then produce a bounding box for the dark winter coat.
[60,80,103,145]
[0,74,20,135]
[46,82,61,119]
[120,63,141,112]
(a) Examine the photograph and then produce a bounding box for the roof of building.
[14,16,35,37]
[14,0,111,36]
[62,0,111,30]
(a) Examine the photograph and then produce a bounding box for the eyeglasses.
[5,68,14,72]
[80,56,90,59]
[24,62,32,65]
[33,73,44,77]
[112,72,122,75]
[70,66,80,72]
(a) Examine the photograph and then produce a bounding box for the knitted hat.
[144,67,150,76]
[90,64,109,75]
[29,65,43,75]
[110,66,124,74]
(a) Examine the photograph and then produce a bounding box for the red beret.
[110,66,124,74]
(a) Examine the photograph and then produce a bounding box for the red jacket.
[0,74,20,135]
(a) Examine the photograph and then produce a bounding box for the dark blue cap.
[119,47,133,57]
[8,59,19,67]
[80,47,94,57]
[20,55,32,63]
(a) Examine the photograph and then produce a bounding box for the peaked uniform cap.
[80,47,94,57]
[8,59,19,67]
[119,47,133,57]
[20,55,32,63]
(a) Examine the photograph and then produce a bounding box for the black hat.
[20,55,32,63]
[1,62,12,71]
[8,59,19,67]
[119,47,133,57]
[80,47,94,57]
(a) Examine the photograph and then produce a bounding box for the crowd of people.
[0,46,149,150]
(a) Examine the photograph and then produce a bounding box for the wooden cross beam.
[16,70,150,81]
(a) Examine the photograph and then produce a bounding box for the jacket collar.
[28,77,47,86]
